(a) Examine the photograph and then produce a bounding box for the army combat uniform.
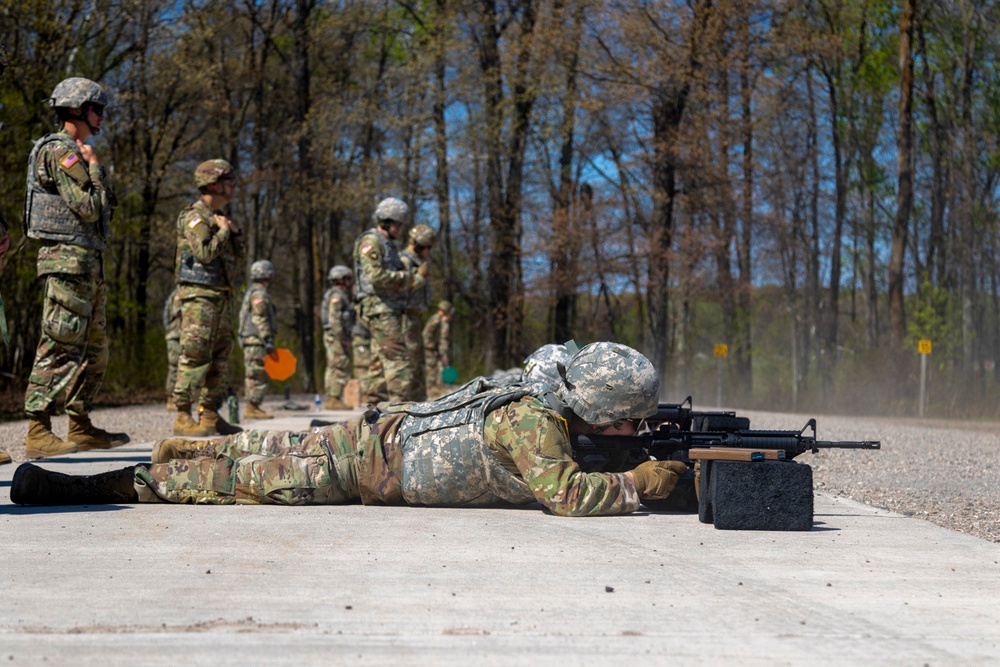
[163,288,182,404]
[353,229,425,403]
[322,283,354,405]
[238,280,276,408]
[172,199,244,416]
[137,388,641,517]
[23,129,114,425]
[399,246,430,401]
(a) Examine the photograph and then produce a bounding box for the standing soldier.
[0,45,11,464]
[399,224,436,401]
[239,260,278,419]
[21,77,129,459]
[351,320,375,402]
[163,287,182,411]
[352,197,427,404]
[423,300,454,399]
[322,265,354,410]
[171,159,244,436]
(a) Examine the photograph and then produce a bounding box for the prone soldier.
[322,265,355,410]
[12,342,686,516]
[170,159,244,437]
[21,77,129,459]
[239,260,278,420]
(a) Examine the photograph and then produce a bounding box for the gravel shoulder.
[2,402,997,543]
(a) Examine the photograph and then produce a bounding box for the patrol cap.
[409,224,436,247]
[195,159,235,189]
[328,265,352,282]
[250,259,275,281]
[556,342,660,425]
[48,77,108,110]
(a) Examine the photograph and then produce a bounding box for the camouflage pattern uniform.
[399,246,430,402]
[351,319,377,401]
[136,395,641,516]
[353,227,425,403]
[238,279,276,406]
[172,198,244,413]
[422,302,452,396]
[322,282,354,402]
[23,127,113,420]
[163,288,182,398]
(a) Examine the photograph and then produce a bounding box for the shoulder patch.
[187,215,205,229]
[59,153,80,170]
[331,295,342,304]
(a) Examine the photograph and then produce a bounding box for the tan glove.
[630,461,688,500]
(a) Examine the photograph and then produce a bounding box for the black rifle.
[571,397,881,473]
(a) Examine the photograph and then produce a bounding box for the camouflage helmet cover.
[328,264,353,282]
[438,300,453,313]
[48,77,108,110]
[195,159,235,189]
[556,342,660,424]
[250,259,275,281]
[409,224,436,247]
[373,197,409,228]
[522,343,572,386]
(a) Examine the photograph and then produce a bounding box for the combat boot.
[173,408,212,437]
[11,463,138,505]
[200,408,243,435]
[25,415,78,460]
[68,414,131,451]
[165,397,177,412]
[0,451,11,465]
[244,402,273,420]
[151,438,219,464]
[323,396,349,410]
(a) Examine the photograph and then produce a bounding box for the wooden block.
[343,379,361,408]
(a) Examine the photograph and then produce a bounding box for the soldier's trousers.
[403,312,427,402]
[364,311,412,403]
[24,275,108,417]
[242,343,269,405]
[165,337,180,395]
[172,293,233,411]
[134,415,406,505]
[324,331,351,400]
[352,331,379,404]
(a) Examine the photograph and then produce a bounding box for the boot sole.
[25,444,80,460]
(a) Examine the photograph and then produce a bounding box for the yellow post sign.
[714,343,728,358]
[918,339,932,355]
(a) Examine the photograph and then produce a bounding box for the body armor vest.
[239,284,276,341]
[354,229,409,311]
[321,286,354,332]
[393,383,569,507]
[177,251,226,287]
[23,134,110,250]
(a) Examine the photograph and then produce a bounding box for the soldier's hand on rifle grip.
[630,461,687,500]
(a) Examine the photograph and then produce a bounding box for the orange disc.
[264,348,297,381]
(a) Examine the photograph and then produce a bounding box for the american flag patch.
[59,153,79,170]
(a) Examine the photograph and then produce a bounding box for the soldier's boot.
[10,462,138,505]
[323,396,349,410]
[67,414,131,451]
[244,402,273,420]
[173,408,212,437]
[165,397,177,412]
[150,437,220,464]
[25,416,78,460]
[0,451,11,465]
[201,409,243,436]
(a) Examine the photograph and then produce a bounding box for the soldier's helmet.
[522,343,571,387]
[48,77,108,110]
[438,300,453,313]
[194,159,235,189]
[409,224,436,248]
[373,197,409,229]
[250,259,275,281]
[328,265,353,283]
[556,342,660,425]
